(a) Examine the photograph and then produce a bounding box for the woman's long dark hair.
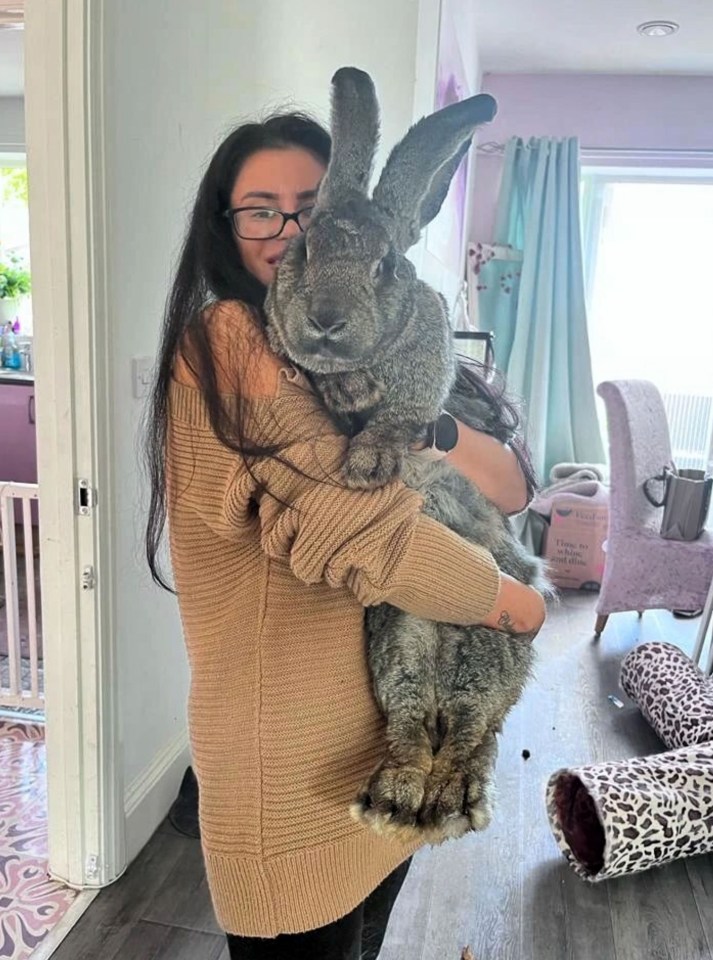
[144,112,536,591]
[145,113,331,589]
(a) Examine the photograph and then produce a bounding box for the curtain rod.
[476,140,713,160]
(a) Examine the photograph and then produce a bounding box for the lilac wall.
[471,73,713,241]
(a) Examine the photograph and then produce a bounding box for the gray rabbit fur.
[265,67,549,844]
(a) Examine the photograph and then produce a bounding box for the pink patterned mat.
[0,721,77,959]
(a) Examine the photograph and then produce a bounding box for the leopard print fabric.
[619,641,713,749]
[546,743,713,881]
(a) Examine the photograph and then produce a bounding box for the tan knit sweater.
[166,301,501,936]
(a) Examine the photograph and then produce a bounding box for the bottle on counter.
[1,322,21,370]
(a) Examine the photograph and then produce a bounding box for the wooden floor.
[49,593,713,960]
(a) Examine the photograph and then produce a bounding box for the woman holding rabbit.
[144,109,545,959]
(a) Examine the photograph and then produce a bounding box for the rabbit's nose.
[308,312,347,334]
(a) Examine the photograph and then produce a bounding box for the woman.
[145,112,545,959]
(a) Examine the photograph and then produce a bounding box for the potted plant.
[0,255,31,324]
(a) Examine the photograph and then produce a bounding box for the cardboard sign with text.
[543,495,609,591]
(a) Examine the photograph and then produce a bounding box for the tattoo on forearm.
[498,610,514,632]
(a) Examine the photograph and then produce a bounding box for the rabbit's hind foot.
[349,801,424,844]
[350,759,431,838]
[417,734,498,838]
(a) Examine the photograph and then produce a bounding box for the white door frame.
[24,0,124,888]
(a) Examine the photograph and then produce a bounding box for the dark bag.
[643,465,712,541]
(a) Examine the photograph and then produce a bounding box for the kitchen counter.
[0,369,34,385]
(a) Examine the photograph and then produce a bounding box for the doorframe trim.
[24,0,124,887]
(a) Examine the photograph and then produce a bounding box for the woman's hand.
[479,573,546,640]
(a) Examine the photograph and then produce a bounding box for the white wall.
[0,96,24,150]
[415,0,484,316]
[101,0,442,860]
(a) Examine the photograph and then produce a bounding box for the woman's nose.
[280,217,302,239]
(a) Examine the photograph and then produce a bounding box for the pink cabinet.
[0,380,38,524]
[0,381,37,483]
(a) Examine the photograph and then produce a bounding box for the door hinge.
[85,853,100,881]
[76,478,97,516]
[81,565,96,591]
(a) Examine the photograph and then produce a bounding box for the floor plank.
[49,831,201,960]
[141,834,222,935]
[112,920,226,960]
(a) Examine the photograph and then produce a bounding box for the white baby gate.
[0,482,43,710]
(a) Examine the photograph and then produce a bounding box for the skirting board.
[124,728,192,865]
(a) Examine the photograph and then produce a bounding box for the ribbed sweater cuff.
[383,515,501,625]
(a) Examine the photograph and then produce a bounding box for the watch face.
[436,412,459,452]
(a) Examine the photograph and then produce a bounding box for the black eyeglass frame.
[222,205,315,240]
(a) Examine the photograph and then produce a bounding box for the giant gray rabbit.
[265,67,549,844]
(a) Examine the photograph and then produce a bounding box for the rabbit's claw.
[343,436,403,489]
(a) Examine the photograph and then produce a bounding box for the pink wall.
[471,73,713,241]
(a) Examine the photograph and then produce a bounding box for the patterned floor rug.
[0,721,77,959]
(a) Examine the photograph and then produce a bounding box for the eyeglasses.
[223,205,315,240]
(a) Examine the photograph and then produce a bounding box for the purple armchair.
[594,380,713,638]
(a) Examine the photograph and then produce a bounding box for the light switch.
[132,356,154,399]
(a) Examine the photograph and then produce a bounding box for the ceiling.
[2,1,713,99]
[475,0,713,75]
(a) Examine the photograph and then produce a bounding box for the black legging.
[226,857,412,959]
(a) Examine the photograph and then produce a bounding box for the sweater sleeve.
[226,394,501,625]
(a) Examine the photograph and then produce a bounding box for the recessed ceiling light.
[637,20,679,37]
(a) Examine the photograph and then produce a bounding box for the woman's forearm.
[445,419,529,515]
[479,572,546,637]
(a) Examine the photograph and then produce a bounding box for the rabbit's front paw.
[319,370,384,415]
[344,436,403,489]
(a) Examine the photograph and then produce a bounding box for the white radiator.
[661,393,713,532]
[662,393,713,471]
[0,482,43,710]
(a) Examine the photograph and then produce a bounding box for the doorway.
[0,0,126,949]
[0,151,43,718]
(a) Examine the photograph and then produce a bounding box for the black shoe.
[168,766,200,838]
[672,608,703,619]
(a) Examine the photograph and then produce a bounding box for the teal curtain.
[478,136,604,481]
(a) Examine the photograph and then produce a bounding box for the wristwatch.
[422,411,459,459]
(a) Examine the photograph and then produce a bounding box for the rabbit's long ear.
[318,67,380,205]
[373,93,497,251]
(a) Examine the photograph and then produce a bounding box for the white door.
[24,0,124,887]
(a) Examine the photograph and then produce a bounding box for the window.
[582,170,713,473]
[0,155,32,335]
